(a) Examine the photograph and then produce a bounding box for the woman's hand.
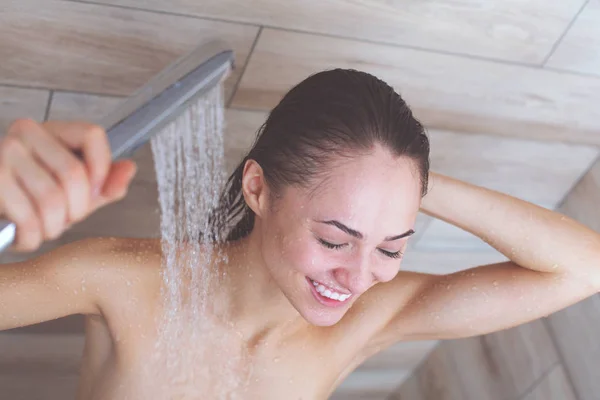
[0,119,137,252]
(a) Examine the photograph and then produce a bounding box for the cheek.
[281,239,332,276]
[375,261,402,283]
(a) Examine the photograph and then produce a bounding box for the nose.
[332,255,374,295]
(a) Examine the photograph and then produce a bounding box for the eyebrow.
[317,220,415,241]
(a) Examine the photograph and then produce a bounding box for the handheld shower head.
[0,39,235,254]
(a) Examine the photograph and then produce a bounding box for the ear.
[241,159,269,217]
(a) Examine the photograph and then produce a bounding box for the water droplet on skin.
[493,281,499,287]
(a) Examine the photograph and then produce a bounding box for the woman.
[1,69,599,399]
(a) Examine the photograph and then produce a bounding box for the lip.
[306,277,352,308]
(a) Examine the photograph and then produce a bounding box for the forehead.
[285,149,422,231]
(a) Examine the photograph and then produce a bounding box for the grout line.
[59,0,581,72]
[515,361,561,400]
[541,318,583,400]
[555,151,600,210]
[543,65,600,79]
[227,26,263,108]
[43,91,54,121]
[63,0,261,27]
[264,25,541,69]
[541,0,591,67]
[0,82,128,99]
[226,106,267,113]
[0,82,55,92]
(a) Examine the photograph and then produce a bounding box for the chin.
[302,311,345,327]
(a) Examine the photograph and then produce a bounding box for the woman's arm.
[422,172,600,282]
[0,238,104,331]
[0,236,155,332]
[369,172,600,344]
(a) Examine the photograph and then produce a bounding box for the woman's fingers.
[0,119,136,252]
[10,120,92,225]
[43,120,112,196]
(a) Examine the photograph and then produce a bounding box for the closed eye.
[318,238,346,250]
[379,249,403,259]
[318,239,403,259]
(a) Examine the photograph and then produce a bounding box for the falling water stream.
[143,84,250,399]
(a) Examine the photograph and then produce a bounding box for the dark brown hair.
[213,69,430,242]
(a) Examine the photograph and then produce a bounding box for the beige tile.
[546,0,600,76]
[48,92,125,123]
[0,333,84,375]
[558,158,600,233]
[401,250,508,275]
[428,130,598,208]
[545,294,600,400]
[232,28,600,145]
[1,0,259,99]
[0,333,82,398]
[335,340,438,398]
[223,109,266,175]
[411,344,467,400]
[0,86,49,133]
[444,320,559,400]
[389,372,425,400]
[413,220,495,252]
[332,370,411,400]
[359,341,438,371]
[522,365,577,400]
[94,0,586,63]
[0,375,79,400]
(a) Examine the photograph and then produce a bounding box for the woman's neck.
[214,232,308,343]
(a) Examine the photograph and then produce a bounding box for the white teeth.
[310,279,350,302]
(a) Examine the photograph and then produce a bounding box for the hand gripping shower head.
[0,39,235,253]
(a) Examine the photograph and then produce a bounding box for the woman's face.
[247,146,422,327]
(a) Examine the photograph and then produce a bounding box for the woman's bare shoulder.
[66,236,165,314]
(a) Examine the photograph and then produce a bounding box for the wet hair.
[213,69,430,242]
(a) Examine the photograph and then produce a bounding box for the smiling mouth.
[307,277,352,306]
